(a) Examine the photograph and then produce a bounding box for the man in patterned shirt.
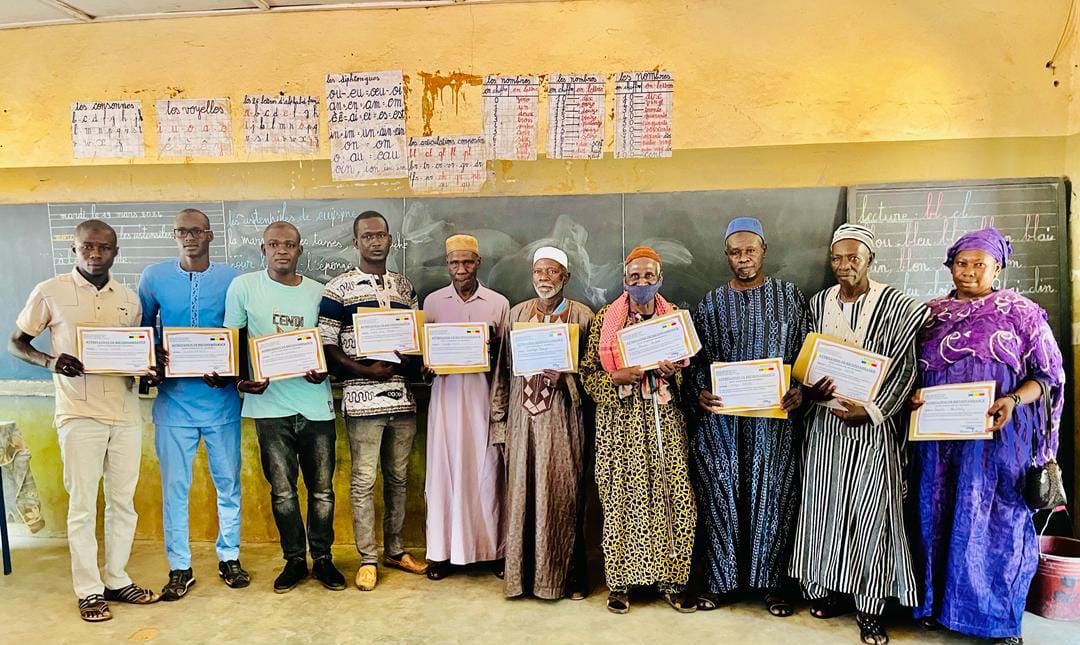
[319,210,427,592]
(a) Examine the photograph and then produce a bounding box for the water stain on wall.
[417,71,482,136]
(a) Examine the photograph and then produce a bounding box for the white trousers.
[56,417,142,598]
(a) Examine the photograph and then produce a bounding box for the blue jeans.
[155,421,242,570]
[254,415,336,561]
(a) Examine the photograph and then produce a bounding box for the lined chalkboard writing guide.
[847,177,1069,341]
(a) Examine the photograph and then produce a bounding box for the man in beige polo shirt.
[7,219,160,622]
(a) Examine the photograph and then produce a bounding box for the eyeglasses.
[358,232,389,243]
[173,228,211,239]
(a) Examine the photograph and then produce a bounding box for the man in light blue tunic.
[138,208,247,600]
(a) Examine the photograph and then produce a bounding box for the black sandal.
[696,592,723,611]
[992,638,1023,645]
[426,561,451,580]
[856,612,889,645]
[662,591,698,613]
[104,583,160,605]
[764,588,794,617]
[606,592,629,614]
[810,594,851,619]
[77,594,112,622]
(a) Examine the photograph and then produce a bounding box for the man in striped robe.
[789,224,929,645]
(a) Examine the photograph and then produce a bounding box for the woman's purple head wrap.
[944,227,1012,268]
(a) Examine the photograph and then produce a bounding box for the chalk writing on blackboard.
[614,71,673,158]
[408,135,489,194]
[547,74,605,160]
[243,95,319,154]
[325,71,407,181]
[71,101,144,159]
[156,99,232,157]
[47,202,227,286]
[483,75,539,161]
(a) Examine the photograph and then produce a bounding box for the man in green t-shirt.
[224,221,344,594]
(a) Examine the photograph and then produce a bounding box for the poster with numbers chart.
[614,71,673,158]
[547,74,605,159]
[482,75,539,161]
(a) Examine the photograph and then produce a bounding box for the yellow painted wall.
[2,0,1080,544]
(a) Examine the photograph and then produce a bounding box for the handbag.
[1024,380,1067,511]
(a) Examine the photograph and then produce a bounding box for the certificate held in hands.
[423,323,489,374]
[352,309,423,356]
[711,357,786,413]
[793,332,889,403]
[250,328,327,382]
[163,327,238,378]
[616,310,701,370]
[509,323,575,377]
[909,381,995,441]
[76,326,156,375]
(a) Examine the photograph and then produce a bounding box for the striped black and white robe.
[788,280,929,609]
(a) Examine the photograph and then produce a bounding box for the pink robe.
[423,283,510,564]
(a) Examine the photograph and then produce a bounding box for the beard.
[534,284,561,299]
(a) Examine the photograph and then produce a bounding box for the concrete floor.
[2,529,1078,645]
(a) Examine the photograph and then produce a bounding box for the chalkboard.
[847,178,1070,341]
[6,182,1061,382]
[624,188,847,309]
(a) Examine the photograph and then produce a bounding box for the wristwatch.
[1009,393,1022,407]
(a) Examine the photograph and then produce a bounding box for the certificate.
[616,310,701,370]
[710,358,785,412]
[794,333,889,403]
[76,326,155,375]
[423,323,489,374]
[250,328,327,382]
[510,324,574,376]
[353,309,422,356]
[909,381,995,441]
[162,327,238,378]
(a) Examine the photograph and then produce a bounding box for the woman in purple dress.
[911,228,1064,645]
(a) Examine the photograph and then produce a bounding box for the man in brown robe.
[490,246,594,600]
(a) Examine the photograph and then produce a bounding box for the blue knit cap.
[725,216,765,242]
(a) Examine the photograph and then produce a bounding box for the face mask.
[624,278,663,305]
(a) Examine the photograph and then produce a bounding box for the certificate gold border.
[249,327,327,382]
[75,325,156,375]
[908,380,996,441]
[162,327,239,378]
[710,357,785,412]
[509,323,575,377]
[803,335,890,404]
[352,309,423,355]
[422,322,490,374]
[615,309,700,370]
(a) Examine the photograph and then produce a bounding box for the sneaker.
[218,560,251,589]
[160,569,195,602]
[312,557,346,591]
[355,564,377,591]
[273,558,308,594]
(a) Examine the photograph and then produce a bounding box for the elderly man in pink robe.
[423,234,511,580]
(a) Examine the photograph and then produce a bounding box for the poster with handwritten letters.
[547,74,605,159]
[407,135,489,194]
[325,70,407,181]
[156,99,232,157]
[71,101,145,159]
[243,95,319,154]
[614,71,673,158]
[482,75,539,161]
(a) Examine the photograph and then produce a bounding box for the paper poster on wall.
[407,135,490,194]
[614,71,673,158]
[482,75,539,161]
[156,98,233,157]
[243,95,319,154]
[547,74,605,160]
[71,101,145,159]
[325,70,407,181]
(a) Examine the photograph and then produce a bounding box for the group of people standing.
[8,207,1063,645]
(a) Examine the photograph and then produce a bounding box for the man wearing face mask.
[685,217,808,616]
[580,246,697,614]
[789,224,928,645]
[490,246,594,601]
[423,234,511,581]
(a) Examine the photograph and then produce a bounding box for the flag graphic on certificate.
[162,327,239,377]
[250,328,327,381]
[76,326,156,375]
[909,381,995,441]
[423,323,490,374]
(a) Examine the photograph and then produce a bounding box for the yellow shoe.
[354,564,377,591]
[383,552,429,575]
